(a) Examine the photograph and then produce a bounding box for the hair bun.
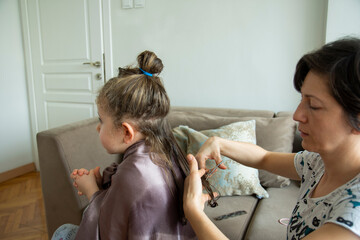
[137,51,163,75]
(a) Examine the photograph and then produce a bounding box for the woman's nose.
[293,101,306,123]
[96,123,100,133]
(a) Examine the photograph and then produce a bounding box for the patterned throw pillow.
[173,120,269,198]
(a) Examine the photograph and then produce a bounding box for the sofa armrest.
[37,132,83,236]
[37,118,120,237]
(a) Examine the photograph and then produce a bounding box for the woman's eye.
[308,99,321,110]
[309,105,320,110]
[98,117,102,123]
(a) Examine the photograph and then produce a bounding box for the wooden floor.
[0,172,48,240]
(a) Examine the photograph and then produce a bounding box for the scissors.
[205,160,223,180]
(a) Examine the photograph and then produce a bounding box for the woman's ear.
[351,128,360,135]
[351,114,360,135]
[121,122,136,144]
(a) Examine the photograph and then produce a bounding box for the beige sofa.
[37,107,302,239]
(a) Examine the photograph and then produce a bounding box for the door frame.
[19,0,113,170]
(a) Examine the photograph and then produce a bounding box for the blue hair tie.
[139,68,153,77]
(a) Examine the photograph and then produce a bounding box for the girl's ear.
[121,122,136,144]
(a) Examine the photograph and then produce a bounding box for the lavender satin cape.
[75,140,196,240]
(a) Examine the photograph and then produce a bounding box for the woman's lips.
[298,129,309,138]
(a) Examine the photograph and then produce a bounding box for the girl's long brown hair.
[96,50,218,223]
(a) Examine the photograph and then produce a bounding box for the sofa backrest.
[168,107,301,153]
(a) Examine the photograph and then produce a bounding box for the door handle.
[83,61,101,68]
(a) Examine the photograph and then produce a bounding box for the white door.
[20,0,108,131]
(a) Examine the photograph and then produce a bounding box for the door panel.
[23,0,104,130]
[39,0,90,61]
[44,74,92,92]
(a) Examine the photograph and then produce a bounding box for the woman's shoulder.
[325,176,360,237]
[295,150,321,162]
[336,174,360,199]
[327,174,360,212]
[295,150,323,173]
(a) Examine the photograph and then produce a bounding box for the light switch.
[122,0,133,8]
[134,0,145,8]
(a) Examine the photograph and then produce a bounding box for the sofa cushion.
[244,181,300,240]
[173,121,269,198]
[204,196,259,240]
[258,170,291,188]
[277,111,303,153]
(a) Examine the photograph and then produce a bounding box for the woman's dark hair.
[96,50,218,223]
[294,37,360,130]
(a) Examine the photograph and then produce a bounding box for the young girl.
[52,50,216,240]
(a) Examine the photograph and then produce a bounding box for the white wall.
[3,0,360,174]
[326,0,360,43]
[110,0,328,112]
[0,0,34,173]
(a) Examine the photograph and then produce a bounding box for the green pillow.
[173,120,269,198]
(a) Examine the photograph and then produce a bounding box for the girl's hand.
[195,136,227,170]
[184,154,216,216]
[71,167,102,192]
[71,168,89,195]
[74,169,99,200]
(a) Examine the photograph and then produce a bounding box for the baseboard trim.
[0,163,36,183]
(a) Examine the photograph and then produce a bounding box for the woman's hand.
[183,154,228,240]
[195,136,227,170]
[183,154,214,215]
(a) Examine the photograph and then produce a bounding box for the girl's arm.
[183,155,228,240]
[196,136,300,180]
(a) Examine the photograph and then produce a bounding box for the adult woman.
[183,37,360,240]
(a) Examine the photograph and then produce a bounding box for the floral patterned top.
[287,151,360,239]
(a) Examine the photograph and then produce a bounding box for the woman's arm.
[304,223,360,239]
[183,154,228,240]
[196,136,300,180]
